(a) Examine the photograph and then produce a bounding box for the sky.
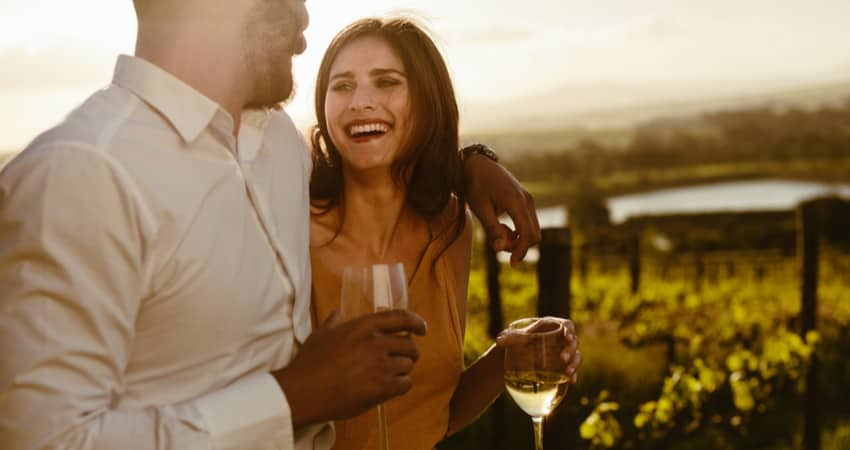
[2,0,850,151]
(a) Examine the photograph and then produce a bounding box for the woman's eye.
[376,78,401,88]
[330,82,353,92]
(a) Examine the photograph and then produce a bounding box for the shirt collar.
[112,54,221,144]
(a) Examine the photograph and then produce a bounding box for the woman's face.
[324,35,412,174]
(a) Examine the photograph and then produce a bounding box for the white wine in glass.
[340,263,408,450]
[504,370,570,417]
[504,317,569,450]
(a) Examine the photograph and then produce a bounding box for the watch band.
[460,143,499,163]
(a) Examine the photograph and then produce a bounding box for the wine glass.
[503,317,569,450]
[340,263,408,450]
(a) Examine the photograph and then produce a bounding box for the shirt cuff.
[196,372,294,450]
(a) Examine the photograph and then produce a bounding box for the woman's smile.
[346,119,392,143]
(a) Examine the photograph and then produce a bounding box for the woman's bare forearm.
[445,343,505,436]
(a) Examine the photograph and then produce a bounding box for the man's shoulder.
[21,86,144,159]
[6,83,183,179]
[1,85,146,187]
[1,139,119,190]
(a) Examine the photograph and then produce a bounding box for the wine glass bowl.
[503,317,569,450]
[340,264,408,318]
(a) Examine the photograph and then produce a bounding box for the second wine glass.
[503,317,569,450]
[340,263,408,450]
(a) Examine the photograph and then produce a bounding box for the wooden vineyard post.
[484,243,505,449]
[537,227,572,319]
[485,244,504,340]
[535,227,574,449]
[798,201,820,450]
[628,233,641,294]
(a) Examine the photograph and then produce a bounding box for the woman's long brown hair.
[310,17,467,269]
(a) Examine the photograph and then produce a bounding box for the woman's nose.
[349,87,376,112]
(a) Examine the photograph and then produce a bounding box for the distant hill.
[461,77,850,156]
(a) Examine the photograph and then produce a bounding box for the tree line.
[503,99,850,183]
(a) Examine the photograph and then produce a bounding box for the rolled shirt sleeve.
[0,145,295,450]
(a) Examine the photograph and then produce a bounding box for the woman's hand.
[496,316,581,383]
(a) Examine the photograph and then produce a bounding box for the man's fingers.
[493,223,518,252]
[508,231,532,268]
[367,309,427,336]
[386,375,413,398]
[505,191,539,267]
[528,192,541,242]
[475,204,510,252]
[387,355,415,375]
[321,310,342,328]
[375,333,420,362]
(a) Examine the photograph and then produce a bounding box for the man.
[0,1,545,449]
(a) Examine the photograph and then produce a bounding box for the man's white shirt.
[0,55,332,450]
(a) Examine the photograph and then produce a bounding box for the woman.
[309,17,580,449]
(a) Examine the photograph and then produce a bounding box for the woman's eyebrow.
[329,68,407,82]
[329,71,354,82]
[370,68,407,78]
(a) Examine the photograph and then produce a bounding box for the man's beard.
[247,62,297,110]
[243,0,300,109]
[279,79,297,107]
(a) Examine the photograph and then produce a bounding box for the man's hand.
[496,316,581,384]
[464,153,541,267]
[273,309,427,428]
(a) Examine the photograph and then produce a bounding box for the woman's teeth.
[348,123,389,137]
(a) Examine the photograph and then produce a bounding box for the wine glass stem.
[532,416,544,450]
[378,402,389,450]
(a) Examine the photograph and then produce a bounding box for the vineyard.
[439,202,850,450]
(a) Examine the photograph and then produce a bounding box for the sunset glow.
[2,0,850,150]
